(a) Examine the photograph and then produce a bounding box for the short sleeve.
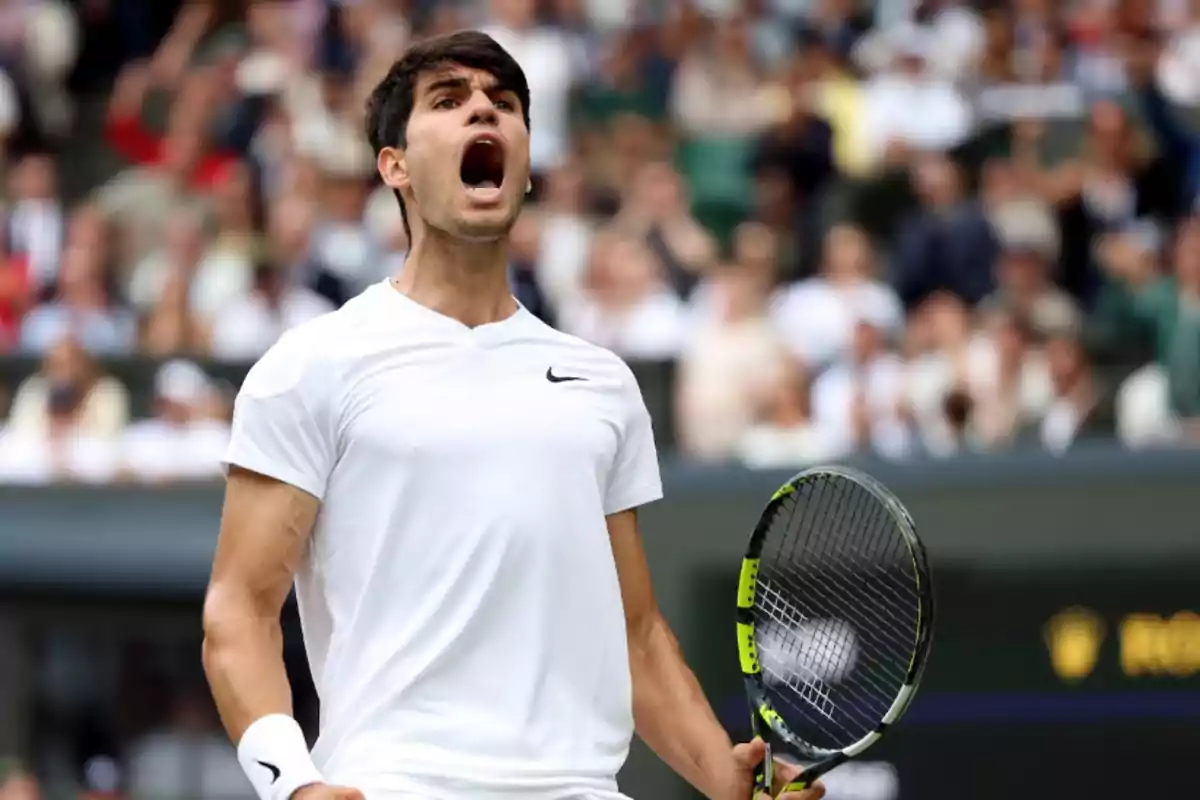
[222,332,338,500]
[604,364,664,515]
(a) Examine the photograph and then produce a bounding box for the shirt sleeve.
[604,362,664,515]
[222,331,338,500]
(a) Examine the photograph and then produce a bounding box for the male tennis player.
[202,30,824,800]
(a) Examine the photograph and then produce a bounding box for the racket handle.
[755,740,773,797]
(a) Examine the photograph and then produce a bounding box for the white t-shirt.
[222,280,663,798]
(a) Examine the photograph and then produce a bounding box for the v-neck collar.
[379,279,532,345]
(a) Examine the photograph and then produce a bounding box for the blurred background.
[1,0,1199,798]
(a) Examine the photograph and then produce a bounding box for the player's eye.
[494,99,514,111]
[433,97,458,110]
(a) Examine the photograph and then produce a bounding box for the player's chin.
[453,192,521,237]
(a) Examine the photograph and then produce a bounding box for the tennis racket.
[735,465,934,795]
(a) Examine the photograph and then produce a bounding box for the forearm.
[631,613,737,800]
[202,589,294,744]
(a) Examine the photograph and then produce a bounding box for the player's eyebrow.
[423,74,519,105]
[424,75,472,96]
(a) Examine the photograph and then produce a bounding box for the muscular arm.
[202,466,319,743]
[608,509,740,800]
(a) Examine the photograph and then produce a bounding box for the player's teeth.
[471,181,498,190]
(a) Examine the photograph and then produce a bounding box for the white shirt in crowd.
[562,289,688,360]
[8,198,64,288]
[810,352,912,460]
[223,280,662,798]
[770,278,904,369]
[0,427,118,485]
[121,417,230,483]
[209,286,335,361]
[677,315,787,461]
[860,73,972,166]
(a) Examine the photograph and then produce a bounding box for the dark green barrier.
[3,448,1200,798]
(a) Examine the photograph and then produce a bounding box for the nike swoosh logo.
[546,368,586,383]
[256,760,281,783]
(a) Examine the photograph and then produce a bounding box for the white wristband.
[237,714,325,800]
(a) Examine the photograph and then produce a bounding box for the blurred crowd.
[0,0,1199,490]
[5,2,1200,797]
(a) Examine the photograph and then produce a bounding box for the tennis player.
[201,30,824,800]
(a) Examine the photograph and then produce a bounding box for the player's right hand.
[292,784,366,800]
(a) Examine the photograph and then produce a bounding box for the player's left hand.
[730,738,826,800]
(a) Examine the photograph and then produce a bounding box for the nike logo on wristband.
[256,760,282,783]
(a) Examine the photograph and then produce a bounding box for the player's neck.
[393,232,517,328]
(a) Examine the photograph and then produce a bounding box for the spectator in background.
[6,334,128,439]
[309,161,380,298]
[737,358,836,468]
[1130,31,1200,215]
[6,152,63,293]
[749,38,836,271]
[892,153,998,309]
[560,231,687,359]
[140,255,212,359]
[980,239,1081,340]
[0,336,125,485]
[1035,330,1104,453]
[970,308,1053,450]
[19,239,135,357]
[535,160,595,313]
[611,159,717,299]
[208,258,332,362]
[1050,97,1176,304]
[1063,0,1128,95]
[904,292,982,457]
[127,208,207,315]
[772,224,903,369]
[810,315,912,459]
[96,4,237,247]
[670,13,776,139]
[676,223,788,461]
[1112,215,1200,445]
[857,24,973,172]
[119,359,229,484]
[192,161,259,318]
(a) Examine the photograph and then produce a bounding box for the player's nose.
[465,92,500,127]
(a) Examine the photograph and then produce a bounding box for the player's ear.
[377,146,410,192]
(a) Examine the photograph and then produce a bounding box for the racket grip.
[755,741,773,797]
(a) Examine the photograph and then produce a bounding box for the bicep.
[607,508,658,637]
[206,466,320,616]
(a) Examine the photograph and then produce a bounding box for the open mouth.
[460,136,506,192]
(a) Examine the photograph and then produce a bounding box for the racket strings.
[773,484,915,661]
[756,581,893,742]
[762,560,908,686]
[798,476,920,619]
[754,475,921,752]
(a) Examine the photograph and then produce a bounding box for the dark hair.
[364,30,531,241]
